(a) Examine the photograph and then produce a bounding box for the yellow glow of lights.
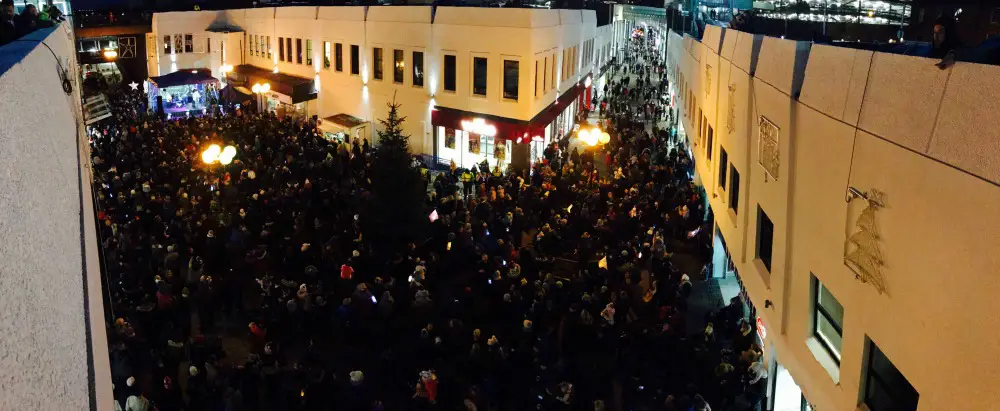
[102,49,118,59]
[576,127,609,147]
[251,83,270,94]
[201,144,222,164]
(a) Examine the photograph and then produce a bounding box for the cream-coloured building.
[668,25,1000,411]
[149,6,619,169]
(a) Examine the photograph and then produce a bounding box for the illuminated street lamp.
[201,144,236,165]
[577,126,611,147]
[251,82,271,113]
[102,48,118,60]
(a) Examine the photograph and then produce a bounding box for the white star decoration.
[128,81,139,91]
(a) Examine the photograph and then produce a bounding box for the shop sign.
[756,317,767,341]
[461,118,497,137]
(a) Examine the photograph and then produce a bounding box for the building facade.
[150,6,620,169]
[667,25,1000,411]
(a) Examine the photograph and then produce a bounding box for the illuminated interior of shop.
[436,126,513,171]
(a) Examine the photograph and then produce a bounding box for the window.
[551,53,556,87]
[729,166,740,214]
[813,276,844,362]
[259,35,264,57]
[863,340,919,411]
[279,37,284,61]
[444,54,456,92]
[469,133,481,154]
[350,45,360,75]
[306,40,313,65]
[473,56,488,96]
[444,128,456,149]
[481,135,495,158]
[503,60,519,100]
[756,205,774,272]
[286,38,292,62]
[393,49,404,83]
[543,57,548,91]
[184,34,193,53]
[174,35,183,53]
[335,43,343,72]
[534,60,539,97]
[293,38,300,64]
[163,35,170,54]
[707,126,714,160]
[718,148,728,189]
[266,36,270,58]
[412,51,424,87]
[250,35,255,56]
[373,47,383,80]
[323,41,331,69]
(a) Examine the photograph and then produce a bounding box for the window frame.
[472,56,488,97]
[350,44,360,75]
[718,147,728,189]
[184,34,193,53]
[393,49,405,84]
[373,47,384,81]
[813,277,844,364]
[285,38,292,62]
[266,36,270,58]
[278,37,284,61]
[412,51,424,87]
[756,205,774,272]
[707,125,714,160]
[335,43,343,72]
[323,41,331,69]
[729,165,740,215]
[503,59,519,101]
[443,54,457,92]
[863,340,920,411]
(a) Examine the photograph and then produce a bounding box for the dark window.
[296,39,302,64]
[813,276,844,362]
[473,57,488,96]
[543,57,548,91]
[350,45,360,75]
[335,43,343,72]
[163,35,170,54]
[373,47,383,80]
[393,49,404,83]
[279,37,284,61]
[412,51,424,87]
[756,206,774,272]
[285,38,292,62]
[864,340,919,411]
[306,39,313,65]
[707,126,714,160]
[534,60,539,97]
[184,34,193,53]
[503,60,519,100]
[729,166,740,215]
[718,148,728,189]
[992,7,1000,24]
[444,54,456,92]
[207,37,211,54]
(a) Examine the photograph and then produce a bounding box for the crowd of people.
[96,35,767,411]
[0,0,64,46]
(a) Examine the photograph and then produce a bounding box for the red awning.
[432,83,582,143]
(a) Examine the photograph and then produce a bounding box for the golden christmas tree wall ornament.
[844,187,888,295]
[727,84,736,134]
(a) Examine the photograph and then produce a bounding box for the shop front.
[318,114,370,145]
[147,68,220,117]
[226,64,318,119]
[432,80,585,170]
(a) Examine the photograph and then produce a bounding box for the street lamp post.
[577,126,611,148]
[251,82,271,113]
[201,144,237,167]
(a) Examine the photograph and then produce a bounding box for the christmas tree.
[845,189,887,294]
[362,96,428,258]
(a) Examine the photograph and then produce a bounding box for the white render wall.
[151,6,602,156]
[669,25,1000,411]
[0,23,112,411]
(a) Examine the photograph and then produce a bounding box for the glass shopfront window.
[436,126,512,171]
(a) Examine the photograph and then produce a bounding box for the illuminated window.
[503,60,519,100]
[324,42,331,69]
[305,39,312,65]
[473,57,487,96]
[266,36,270,58]
[412,51,424,87]
[444,128,456,149]
[468,133,481,154]
[174,35,183,54]
[393,49,404,83]
[373,47,383,80]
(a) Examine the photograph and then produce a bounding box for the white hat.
[189,366,199,376]
[126,376,135,387]
[248,170,257,180]
[352,250,360,258]
[349,370,364,383]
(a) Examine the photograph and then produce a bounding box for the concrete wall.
[0,23,112,411]
[669,27,1000,411]
[151,6,602,157]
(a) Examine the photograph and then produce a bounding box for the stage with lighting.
[147,68,220,118]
